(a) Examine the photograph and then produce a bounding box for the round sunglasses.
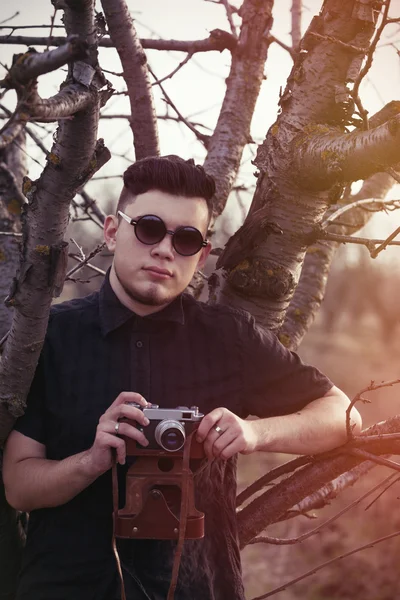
[118,211,208,257]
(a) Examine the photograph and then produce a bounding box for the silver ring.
[114,422,120,435]
[214,425,223,435]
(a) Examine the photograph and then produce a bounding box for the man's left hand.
[196,408,257,460]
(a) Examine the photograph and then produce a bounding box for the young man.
[3,155,361,600]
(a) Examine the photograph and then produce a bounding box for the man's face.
[104,189,211,314]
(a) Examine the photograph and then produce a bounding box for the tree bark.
[100,0,159,160]
[238,415,400,548]
[204,0,274,218]
[0,134,26,340]
[0,0,105,445]
[215,0,382,333]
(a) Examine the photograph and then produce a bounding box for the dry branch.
[203,0,274,217]
[100,0,159,159]
[1,36,88,88]
[0,30,237,53]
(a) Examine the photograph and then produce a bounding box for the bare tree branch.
[1,36,88,88]
[203,0,274,217]
[251,529,400,599]
[296,112,400,190]
[0,30,237,53]
[100,0,159,159]
[290,0,302,49]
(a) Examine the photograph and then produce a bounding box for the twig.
[0,231,22,236]
[68,254,106,277]
[222,0,238,39]
[345,448,400,473]
[65,241,106,279]
[249,471,398,546]
[321,197,400,228]
[268,35,295,58]
[0,12,19,26]
[148,65,210,147]
[46,7,58,52]
[151,52,193,87]
[308,31,366,54]
[351,0,392,129]
[250,529,400,599]
[346,380,400,439]
[370,225,400,258]
[364,473,400,511]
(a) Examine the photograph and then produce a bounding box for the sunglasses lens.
[174,227,204,256]
[135,215,166,245]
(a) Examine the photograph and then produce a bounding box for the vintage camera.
[114,403,206,540]
[127,402,204,453]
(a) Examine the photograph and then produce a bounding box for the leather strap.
[112,453,127,600]
[166,430,194,600]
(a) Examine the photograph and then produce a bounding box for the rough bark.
[203,0,274,217]
[280,103,400,349]
[0,133,26,340]
[0,0,105,444]
[238,415,400,548]
[1,36,88,88]
[215,0,382,333]
[100,0,159,160]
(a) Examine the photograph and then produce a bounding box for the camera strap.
[112,452,127,600]
[166,430,195,600]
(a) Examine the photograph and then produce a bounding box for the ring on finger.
[114,421,120,436]
[214,425,224,435]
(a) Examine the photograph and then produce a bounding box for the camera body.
[115,403,206,540]
[127,402,204,453]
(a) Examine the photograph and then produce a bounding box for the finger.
[203,427,234,459]
[96,430,127,465]
[211,429,237,458]
[102,404,150,428]
[103,420,149,447]
[218,439,240,461]
[110,392,148,409]
[196,408,225,442]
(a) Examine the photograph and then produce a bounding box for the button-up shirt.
[14,273,332,600]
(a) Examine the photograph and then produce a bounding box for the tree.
[2,0,400,598]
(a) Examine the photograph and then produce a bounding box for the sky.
[1,0,400,263]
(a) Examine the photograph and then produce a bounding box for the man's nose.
[150,233,175,259]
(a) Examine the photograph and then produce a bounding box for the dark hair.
[117,155,215,220]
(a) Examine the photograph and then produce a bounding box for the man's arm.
[196,386,362,460]
[3,392,150,512]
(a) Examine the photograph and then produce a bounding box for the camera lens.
[155,420,185,452]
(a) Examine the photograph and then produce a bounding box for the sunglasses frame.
[117,210,208,256]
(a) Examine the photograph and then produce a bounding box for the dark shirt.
[14,274,333,600]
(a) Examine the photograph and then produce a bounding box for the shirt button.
[136,341,143,348]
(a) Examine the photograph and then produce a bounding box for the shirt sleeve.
[13,352,46,444]
[240,316,333,419]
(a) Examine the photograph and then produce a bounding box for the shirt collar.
[99,269,185,336]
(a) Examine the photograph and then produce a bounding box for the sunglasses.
[118,211,208,257]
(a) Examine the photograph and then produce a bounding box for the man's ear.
[197,241,212,270]
[104,215,118,252]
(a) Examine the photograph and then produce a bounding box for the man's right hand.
[85,392,150,476]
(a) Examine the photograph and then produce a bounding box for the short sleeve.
[13,352,46,444]
[240,317,333,419]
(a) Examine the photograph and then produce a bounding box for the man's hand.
[196,408,257,460]
[85,392,150,475]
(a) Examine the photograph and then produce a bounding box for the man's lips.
[143,266,173,278]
